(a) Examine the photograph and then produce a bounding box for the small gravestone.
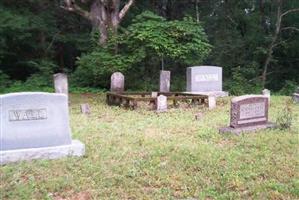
[159,70,171,92]
[262,89,271,105]
[80,103,91,114]
[0,92,85,165]
[151,92,158,98]
[53,73,68,97]
[186,66,228,97]
[219,95,275,134]
[110,72,124,93]
[293,87,299,103]
[208,95,216,110]
[157,95,167,112]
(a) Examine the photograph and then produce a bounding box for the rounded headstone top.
[232,95,267,103]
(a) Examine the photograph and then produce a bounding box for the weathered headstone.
[151,91,158,98]
[110,72,124,93]
[159,70,171,92]
[0,92,85,165]
[157,95,167,112]
[186,66,228,97]
[262,89,271,105]
[80,103,91,114]
[53,73,68,97]
[208,95,216,110]
[293,87,299,103]
[219,95,275,134]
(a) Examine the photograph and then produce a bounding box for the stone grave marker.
[186,66,228,97]
[110,72,124,93]
[151,92,158,98]
[159,70,171,92]
[53,73,68,97]
[219,95,275,134]
[80,103,91,114]
[262,89,271,105]
[208,95,216,110]
[0,92,85,165]
[157,95,167,112]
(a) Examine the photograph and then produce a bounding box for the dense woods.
[0,0,298,94]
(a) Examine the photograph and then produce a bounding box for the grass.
[1,94,299,199]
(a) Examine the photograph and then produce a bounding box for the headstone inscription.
[219,95,275,134]
[0,92,85,165]
[159,70,171,92]
[157,95,167,112]
[186,66,228,97]
[110,72,124,93]
[53,73,68,97]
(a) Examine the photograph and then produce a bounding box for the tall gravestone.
[186,66,228,97]
[262,89,271,105]
[110,72,124,93]
[159,70,171,92]
[53,73,68,97]
[0,92,85,165]
[219,95,275,134]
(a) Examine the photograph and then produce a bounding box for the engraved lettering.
[239,102,265,119]
[195,74,219,82]
[9,109,47,121]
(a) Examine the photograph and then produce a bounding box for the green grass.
[1,94,299,199]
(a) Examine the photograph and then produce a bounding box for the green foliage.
[279,80,298,95]
[276,102,294,130]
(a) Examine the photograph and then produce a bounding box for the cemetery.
[1,1,299,199]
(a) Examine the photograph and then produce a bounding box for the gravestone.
[293,87,299,103]
[110,72,124,93]
[151,91,158,98]
[262,89,271,105]
[53,73,68,97]
[80,103,91,114]
[157,95,167,112]
[208,95,216,110]
[186,66,228,97]
[219,95,275,134]
[159,70,171,92]
[0,92,85,165]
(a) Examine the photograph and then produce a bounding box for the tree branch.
[281,27,299,32]
[62,0,91,20]
[281,8,299,18]
[119,0,134,21]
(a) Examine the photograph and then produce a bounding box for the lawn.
[1,94,299,200]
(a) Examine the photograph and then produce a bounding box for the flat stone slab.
[184,91,228,97]
[0,140,85,165]
[219,122,276,135]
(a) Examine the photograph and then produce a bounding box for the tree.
[62,0,135,45]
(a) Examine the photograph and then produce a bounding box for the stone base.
[184,91,229,97]
[293,93,299,103]
[219,123,276,135]
[0,140,85,165]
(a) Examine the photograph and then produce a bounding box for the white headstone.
[157,95,167,112]
[262,89,271,105]
[0,92,85,165]
[208,95,216,110]
[159,70,171,92]
[53,73,68,97]
[110,72,125,93]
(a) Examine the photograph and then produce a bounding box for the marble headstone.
[293,87,299,103]
[157,95,167,112]
[110,72,124,93]
[262,89,271,105]
[0,92,85,165]
[219,95,275,134]
[53,73,68,97]
[80,103,91,114]
[159,70,171,92]
[186,66,228,97]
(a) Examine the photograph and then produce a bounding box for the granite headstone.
[110,72,124,93]
[186,66,228,97]
[219,95,275,134]
[53,73,68,97]
[0,92,85,164]
[159,70,171,92]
